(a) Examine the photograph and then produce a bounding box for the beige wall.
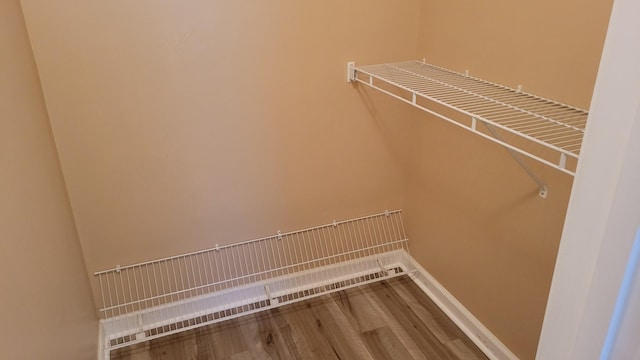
[0,1,98,358]
[407,0,613,359]
[20,0,419,303]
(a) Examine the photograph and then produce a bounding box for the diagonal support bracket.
[483,122,548,199]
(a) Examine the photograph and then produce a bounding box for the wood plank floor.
[111,276,488,360]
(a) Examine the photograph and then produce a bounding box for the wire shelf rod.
[480,112,537,123]
[462,101,531,112]
[495,116,564,128]
[511,122,579,134]
[523,122,583,134]
[469,104,586,124]
[550,137,583,147]
[430,92,481,102]
[473,107,537,118]
[567,145,583,153]
[527,127,583,138]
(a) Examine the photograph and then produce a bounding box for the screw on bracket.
[539,185,549,199]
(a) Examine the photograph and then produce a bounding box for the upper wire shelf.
[348,60,588,177]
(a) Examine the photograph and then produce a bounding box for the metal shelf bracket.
[347,61,356,83]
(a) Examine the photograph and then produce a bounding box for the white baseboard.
[407,256,519,360]
[97,321,108,360]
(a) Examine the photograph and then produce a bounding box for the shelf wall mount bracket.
[347,61,356,83]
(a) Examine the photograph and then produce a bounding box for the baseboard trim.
[97,320,107,360]
[407,256,519,360]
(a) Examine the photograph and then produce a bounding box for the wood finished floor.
[111,276,488,360]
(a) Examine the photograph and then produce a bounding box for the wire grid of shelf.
[349,60,589,176]
[95,210,410,352]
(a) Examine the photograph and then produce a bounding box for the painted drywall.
[537,0,640,356]
[407,0,613,358]
[19,0,420,308]
[0,1,98,358]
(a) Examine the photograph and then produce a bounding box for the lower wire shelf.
[95,210,410,356]
[348,60,588,177]
[95,209,517,360]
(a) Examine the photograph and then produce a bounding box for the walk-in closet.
[2,0,639,359]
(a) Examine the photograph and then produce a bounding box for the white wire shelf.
[348,60,588,177]
[94,210,411,355]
